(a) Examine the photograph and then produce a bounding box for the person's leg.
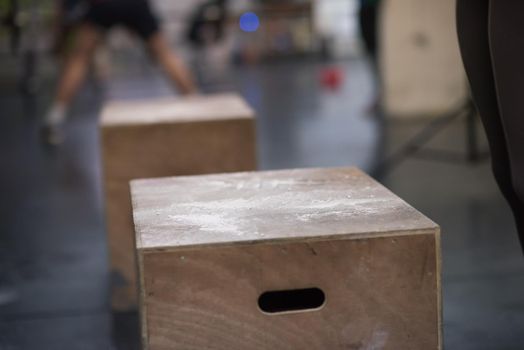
[359,1,382,113]
[359,2,379,63]
[146,32,197,95]
[488,0,524,249]
[456,0,524,252]
[53,24,101,109]
[44,23,101,144]
[121,0,197,94]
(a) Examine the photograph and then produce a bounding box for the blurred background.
[0,0,523,349]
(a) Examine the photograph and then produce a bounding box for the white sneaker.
[41,122,65,145]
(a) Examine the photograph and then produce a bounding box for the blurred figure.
[43,0,197,145]
[186,0,230,87]
[51,0,87,58]
[359,0,381,65]
[359,0,382,113]
[52,0,111,85]
[186,0,228,48]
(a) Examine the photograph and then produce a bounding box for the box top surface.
[100,93,254,127]
[131,167,438,251]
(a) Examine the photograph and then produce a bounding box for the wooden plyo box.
[100,93,257,311]
[131,167,442,350]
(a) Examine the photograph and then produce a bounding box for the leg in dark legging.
[489,0,524,251]
[456,0,524,252]
[359,2,379,63]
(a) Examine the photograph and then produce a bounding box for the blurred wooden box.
[100,93,257,311]
[131,167,442,350]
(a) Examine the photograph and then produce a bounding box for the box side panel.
[103,118,257,310]
[137,250,149,350]
[103,119,256,181]
[142,233,439,350]
[435,228,443,350]
[105,181,139,310]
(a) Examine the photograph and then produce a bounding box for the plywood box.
[131,167,441,350]
[100,93,257,311]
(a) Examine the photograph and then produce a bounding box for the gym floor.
[1,56,523,349]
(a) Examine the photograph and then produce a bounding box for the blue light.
[239,12,260,32]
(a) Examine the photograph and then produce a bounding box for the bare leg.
[147,32,197,95]
[43,24,101,144]
[54,24,101,107]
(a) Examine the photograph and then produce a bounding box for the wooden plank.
[101,93,257,311]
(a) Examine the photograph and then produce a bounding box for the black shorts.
[84,0,160,40]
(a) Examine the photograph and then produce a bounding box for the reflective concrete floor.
[0,56,523,349]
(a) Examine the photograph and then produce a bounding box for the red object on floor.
[320,67,344,91]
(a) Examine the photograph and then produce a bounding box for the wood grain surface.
[131,167,437,251]
[100,93,254,127]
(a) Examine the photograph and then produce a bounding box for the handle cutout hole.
[258,287,325,314]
